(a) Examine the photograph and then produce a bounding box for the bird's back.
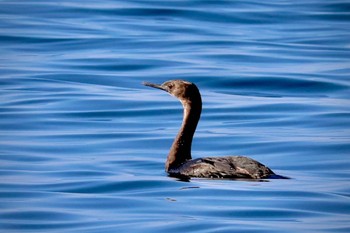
[168,156,275,179]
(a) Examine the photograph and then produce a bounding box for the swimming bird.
[144,80,283,179]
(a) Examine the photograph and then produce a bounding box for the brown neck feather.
[165,96,202,171]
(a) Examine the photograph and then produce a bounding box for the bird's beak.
[143,82,168,92]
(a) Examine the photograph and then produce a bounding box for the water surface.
[1,0,350,232]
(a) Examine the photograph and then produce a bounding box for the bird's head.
[143,80,201,104]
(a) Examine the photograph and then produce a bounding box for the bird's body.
[168,156,274,179]
[144,80,284,180]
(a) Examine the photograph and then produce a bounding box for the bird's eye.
[168,84,174,89]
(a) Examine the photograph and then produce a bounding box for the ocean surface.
[1,0,350,232]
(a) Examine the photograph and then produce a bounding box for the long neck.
[165,97,202,171]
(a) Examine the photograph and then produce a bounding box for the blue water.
[1,0,350,232]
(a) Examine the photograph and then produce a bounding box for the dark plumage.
[144,80,285,180]
[168,156,274,179]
